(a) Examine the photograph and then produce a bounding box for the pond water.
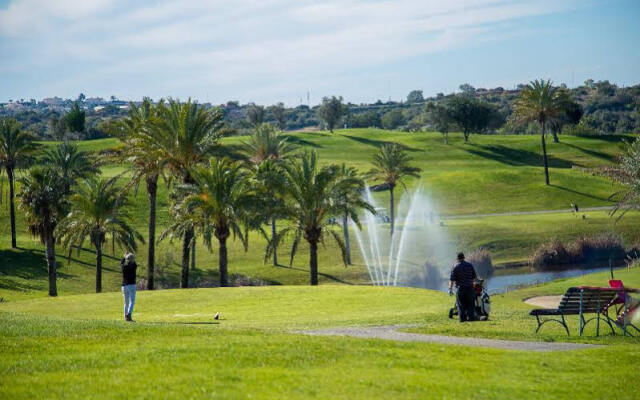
[485,265,624,294]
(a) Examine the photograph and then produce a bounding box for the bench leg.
[596,300,600,337]
[533,314,570,336]
[623,297,629,337]
[579,314,587,336]
[604,317,616,335]
[561,314,570,336]
[579,290,585,336]
[603,309,616,335]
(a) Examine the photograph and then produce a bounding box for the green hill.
[1,130,638,300]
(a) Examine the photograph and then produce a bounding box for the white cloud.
[0,0,580,103]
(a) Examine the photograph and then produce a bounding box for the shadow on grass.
[572,134,632,143]
[0,248,49,279]
[549,184,613,202]
[341,134,420,152]
[282,135,323,148]
[276,264,355,285]
[0,278,43,292]
[0,248,74,279]
[465,144,573,168]
[70,246,121,261]
[560,142,615,162]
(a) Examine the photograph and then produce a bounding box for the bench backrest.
[558,287,618,314]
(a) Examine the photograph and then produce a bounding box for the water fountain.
[353,186,632,294]
[352,186,454,290]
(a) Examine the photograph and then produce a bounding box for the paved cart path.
[442,206,613,220]
[300,325,599,352]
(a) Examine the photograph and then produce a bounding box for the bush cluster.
[466,248,494,279]
[530,233,628,270]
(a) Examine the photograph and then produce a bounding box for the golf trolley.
[448,279,491,321]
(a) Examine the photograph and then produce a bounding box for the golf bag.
[448,279,491,320]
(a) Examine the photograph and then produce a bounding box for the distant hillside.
[1,80,638,139]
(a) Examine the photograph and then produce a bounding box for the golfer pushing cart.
[448,252,490,321]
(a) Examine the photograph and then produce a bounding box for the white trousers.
[122,284,136,316]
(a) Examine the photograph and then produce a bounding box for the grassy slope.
[1,130,638,301]
[1,267,639,400]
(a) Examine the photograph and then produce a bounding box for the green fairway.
[1,130,639,301]
[2,266,639,399]
[44,130,634,215]
[225,129,630,215]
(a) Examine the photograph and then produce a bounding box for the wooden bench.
[529,287,619,336]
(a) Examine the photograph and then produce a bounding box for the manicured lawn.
[1,267,639,399]
[41,129,635,216]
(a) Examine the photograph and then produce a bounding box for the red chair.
[607,280,639,336]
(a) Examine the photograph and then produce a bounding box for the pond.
[485,264,625,294]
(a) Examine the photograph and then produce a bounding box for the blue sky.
[1,0,638,105]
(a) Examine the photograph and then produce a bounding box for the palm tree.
[55,177,143,293]
[177,158,254,287]
[513,79,571,185]
[40,142,98,193]
[241,123,295,164]
[148,98,225,288]
[281,151,373,285]
[112,98,164,289]
[241,123,296,266]
[335,164,369,265]
[0,117,36,248]
[368,143,421,236]
[18,167,68,296]
[601,137,640,221]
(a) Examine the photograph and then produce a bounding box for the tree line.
[3,79,638,140]
[0,99,423,296]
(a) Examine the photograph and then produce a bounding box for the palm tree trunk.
[191,241,196,270]
[181,228,192,288]
[218,237,228,287]
[552,130,559,143]
[389,185,395,237]
[45,232,57,297]
[95,244,102,293]
[181,174,193,288]
[541,122,550,186]
[309,239,318,285]
[146,174,158,290]
[271,216,278,266]
[463,131,469,142]
[343,213,351,265]
[7,167,16,248]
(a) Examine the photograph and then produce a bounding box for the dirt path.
[525,295,563,308]
[443,206,612,220]
[300,325,598,352]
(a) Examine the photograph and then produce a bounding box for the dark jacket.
[450,260,477,289]
[121,260,137,286]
